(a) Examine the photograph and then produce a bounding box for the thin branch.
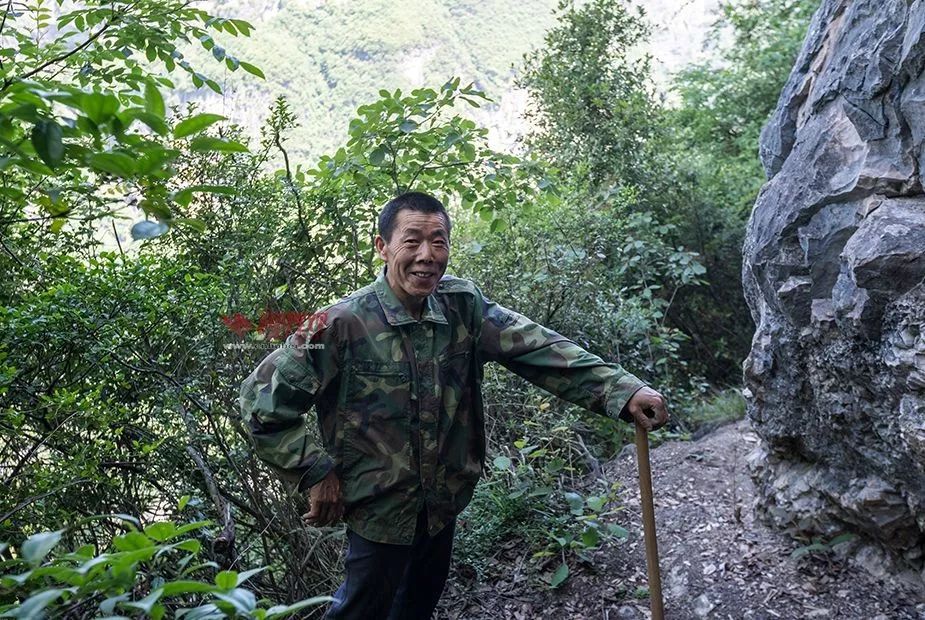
[273,127,311,241]
[2,20,114,92]
[0,478,90,523]
[112,219,125,257]
[0,0,13,50]
[4,409,82,485]
[0,235,27,270]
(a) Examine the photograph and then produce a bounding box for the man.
[239,191,669,619]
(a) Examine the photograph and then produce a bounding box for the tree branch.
[2,20,114,92]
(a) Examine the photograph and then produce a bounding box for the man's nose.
[416,241,435,262]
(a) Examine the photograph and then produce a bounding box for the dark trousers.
[324,511,455,620]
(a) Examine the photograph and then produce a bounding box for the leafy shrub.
[456,388,629,589]
[0,517,330,619]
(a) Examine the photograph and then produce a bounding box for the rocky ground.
[437,421,925,619]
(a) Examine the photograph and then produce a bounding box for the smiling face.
[375,208,450,316]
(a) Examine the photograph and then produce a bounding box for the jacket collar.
[374,266,448,326]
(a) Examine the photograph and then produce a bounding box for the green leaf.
[99,593,130,615]
[586,495,607,513]
[174,113,225,139]
[549,562,569,588]
[31,120,63,168]
[368,146,386,166]
[580,526,601,548]
[173,539,202,553]
[1,571,34,587]
[607,524,628,539]
[123,589,163,614]
[231,19,253,36]
[130,111,168,136]
[564,492,584,515]
[144,522,177,541]
[6,588,65,617]
[204,79,222,95]
[265,597,334,618]
[460,142,476,162]
[79,92,119,124]
[492,455,511,470]
[399,120,418,133]
[178,495,191,511]
[176,603,220,619]
[90,152,136,177]
[160,580,216,596]
[130,220,169,240]
[13,158,54,176]
[239,61,265,79]
[214,588,256,613]
[188,136,248,153]
[112,531,153,552]
[144,81,165,117]
[140,199,173,221]
[828,533,856,546]
[21,530,63,565]
[215,570,237,590]
[234,567,265,587]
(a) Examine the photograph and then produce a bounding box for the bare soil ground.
[437,421,925,619]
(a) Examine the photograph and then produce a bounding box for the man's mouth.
[410,271,435,279]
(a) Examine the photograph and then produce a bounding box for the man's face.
[375,209,450,306]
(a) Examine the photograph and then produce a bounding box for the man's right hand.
[302,470,344,527]
[625,386,670,432]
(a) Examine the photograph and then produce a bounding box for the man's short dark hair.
[378,192,452,241]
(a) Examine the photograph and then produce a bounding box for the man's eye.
[404,239,419,245]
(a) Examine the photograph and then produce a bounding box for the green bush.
[0,517,330,618]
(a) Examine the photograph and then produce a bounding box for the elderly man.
[239,191,669,619]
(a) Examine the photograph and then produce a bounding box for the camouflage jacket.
[239,268,646,544]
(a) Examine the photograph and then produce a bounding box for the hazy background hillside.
[184,0,719,161]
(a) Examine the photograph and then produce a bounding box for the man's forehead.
[395,210,449,235]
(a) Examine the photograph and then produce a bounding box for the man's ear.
[374,235,388,261]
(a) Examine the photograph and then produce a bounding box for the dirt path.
[439,421,925,619]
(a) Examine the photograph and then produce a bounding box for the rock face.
[743,0,925,582]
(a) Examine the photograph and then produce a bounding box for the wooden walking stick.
[635,421,664,619]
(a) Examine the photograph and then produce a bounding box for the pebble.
[693,593,715,618]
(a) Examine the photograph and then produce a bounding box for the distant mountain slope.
[183,0,560,162]
[181,0,721,164]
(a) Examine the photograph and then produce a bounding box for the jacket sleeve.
[239,315,340,491]
[476,292,647,422]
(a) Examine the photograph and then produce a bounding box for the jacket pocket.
[341,361,413,503]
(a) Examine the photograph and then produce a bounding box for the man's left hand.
[626,387,670,432]
[302,470,344,527]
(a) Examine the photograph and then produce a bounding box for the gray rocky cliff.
[743,0,925,587]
